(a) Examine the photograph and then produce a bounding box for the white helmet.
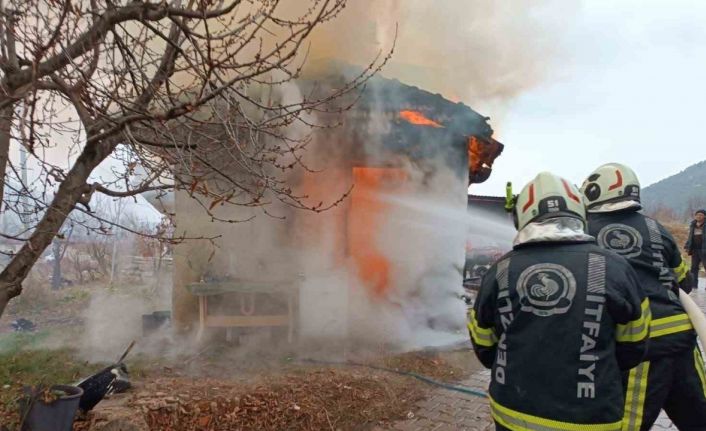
[580,163,640,210]
[513,172,586,231]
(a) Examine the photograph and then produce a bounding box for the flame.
[467,135,503,184]
[348,167,408,297]
[399,110,443,128]
[468,136,485,175]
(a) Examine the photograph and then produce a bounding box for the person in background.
[470,171,649,431]
[581,163,705,430]
[685,209,706,289]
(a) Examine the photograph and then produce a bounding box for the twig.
[117,340,136,363]
[323,406,334,431]
[184,345,212,365]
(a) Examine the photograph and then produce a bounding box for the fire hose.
[679,289,706,346]
[298,358,488,398]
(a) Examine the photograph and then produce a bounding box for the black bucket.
[19,385,83,431]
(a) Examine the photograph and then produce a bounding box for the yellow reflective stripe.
[468,309,498,347]
[673,260,689,283]
[467,321,496,347]
[694,348,706,398]
[650,313,693,338]
[622,368,636,431]
[652,314,690,325]
[616,299,651,343]
[621,361,650,431]
[651,323,693,338]
[489,396,622,431]
[470,310,496,336]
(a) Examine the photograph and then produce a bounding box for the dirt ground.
[0,342,478,431]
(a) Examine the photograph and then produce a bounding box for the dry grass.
[662,221,689,252]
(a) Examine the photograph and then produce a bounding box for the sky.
[470,0,706,196]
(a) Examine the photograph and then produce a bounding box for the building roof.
[468,194,508,217]
[298,62,504,183]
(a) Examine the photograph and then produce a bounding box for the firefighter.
[581,162,706,431]
[470,172,649,431]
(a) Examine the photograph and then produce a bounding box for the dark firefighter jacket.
[587,210,695,360]
[470,241,649,431]
[685,219,706,255]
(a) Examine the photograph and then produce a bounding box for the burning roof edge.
[300,59,495,139]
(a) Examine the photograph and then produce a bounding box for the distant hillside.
[643,160,706,219]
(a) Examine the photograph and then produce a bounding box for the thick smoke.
[298,0,579,110]
[72,1,569,361]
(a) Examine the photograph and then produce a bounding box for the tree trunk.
[0,103,13,215]
[109,202,123,285]
[0,104,14,314]
[0,138,118,317]
[51,240,62,290]
[75,254,83,284]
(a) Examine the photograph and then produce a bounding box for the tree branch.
[93,183,173,199]
[2,1,239,92]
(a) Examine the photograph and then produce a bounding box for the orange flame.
[467,135,503,183]
[399,110,443,128]
[468,136,484,175]
[348,167,408,297]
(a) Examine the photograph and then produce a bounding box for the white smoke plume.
[298,0,580,111]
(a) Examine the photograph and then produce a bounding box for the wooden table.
[186,280,298,343]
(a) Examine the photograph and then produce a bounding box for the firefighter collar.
[514,217,594,247]
[587,199,642,214]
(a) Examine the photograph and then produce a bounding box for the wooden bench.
[187,280,298,343]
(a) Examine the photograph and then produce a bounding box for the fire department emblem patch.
[597,224,643,258]
[517,263,577,317]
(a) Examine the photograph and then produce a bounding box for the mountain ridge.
[642,160,706,219]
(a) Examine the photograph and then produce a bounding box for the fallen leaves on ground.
[375,351,465,383]
[126,367,423,431]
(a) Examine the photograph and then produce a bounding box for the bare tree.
[82,195,121,276]
[66,243,101,284]
[50,224,73,289]
[684,196,706,221]
[0,0,387,316]
[86,238,110,275]
[646,204,678,224]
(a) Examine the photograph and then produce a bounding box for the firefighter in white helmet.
[470,171,649,431]
[581,163,706,430]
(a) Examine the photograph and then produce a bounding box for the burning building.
[168,67,503,349]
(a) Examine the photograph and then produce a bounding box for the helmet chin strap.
[587,199,641,214]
